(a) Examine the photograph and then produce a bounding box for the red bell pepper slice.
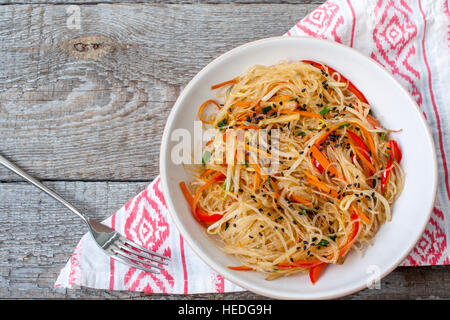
[309,263,326,285]
[347,130,371,161]
[380,140,402,194]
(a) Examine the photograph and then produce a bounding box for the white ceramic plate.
[159,37,437,299]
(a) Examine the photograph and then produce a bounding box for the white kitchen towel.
[55,0,449,294]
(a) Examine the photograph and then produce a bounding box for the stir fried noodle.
[179,60,404,284]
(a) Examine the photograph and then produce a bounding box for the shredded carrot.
[289,194,314,208]
[280,110,323,120]
[210,78,237,90]
[305,171,340,198]
[232,101,253,108]
[198,100,220,124]
[354,123,377,162]
[268,95,294,103]
[227,266,253,271]
[253,170,260,192]
[367,114,381,128]
[350,204,371,225]
[179,181,194,207]
[310,145,341,179]
[314,123,346,146]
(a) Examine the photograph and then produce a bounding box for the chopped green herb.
[307,128,316,131]
[319,106,330,116]
[297,131,306,137]
[217,118,228,130]
[225,222,229,230]
[244,157,249,168]
[267,176,274,192]
[368,109,373,115]
[202,150,211,165]
[262,106,272,114]
[338,123,350,129]
[329,235,338,241]
[318,239,330,247]
[380,132,386,140]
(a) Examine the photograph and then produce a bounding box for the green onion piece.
[380,132,386,140]
[225,222,229,230]
[338,123,350,129]
[329,235,338,241]
[319,106,330,116]
[297,131,306,137]
[318,239,330,247]
[217,118,228,130]
[267,176,274,192]
[262,106,272,114]
[244,157,249,168]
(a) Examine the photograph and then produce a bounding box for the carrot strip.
[350,204,371,225]
[289,194,314,208]
[227,266,253,271]
[268,95,294,103]
[211,78,237,90]
[305,171,340,198]
[232,101,254,108]
[367,114,381,129]
[280,110,323,120]
[314,123,347,146]
[198,100,220,125]
[239,125,261,130]
[253,170,260,192]
[310,145,341,179]
[355,123,377,162]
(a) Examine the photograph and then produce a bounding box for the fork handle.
[0,154,89,224]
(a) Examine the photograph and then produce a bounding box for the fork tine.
[113,249,164,271]
[121,237,170,261]
[117,243,169,266]
[111,254,160,274]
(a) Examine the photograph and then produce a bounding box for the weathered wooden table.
[0,0,448,300]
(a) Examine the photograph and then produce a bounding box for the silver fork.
[0,154,169,274]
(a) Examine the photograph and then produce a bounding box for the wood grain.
[0,3,317,182]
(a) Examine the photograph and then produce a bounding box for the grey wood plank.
[1,181,449,299]
[0,1,325,4]
[0,3,320,182]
